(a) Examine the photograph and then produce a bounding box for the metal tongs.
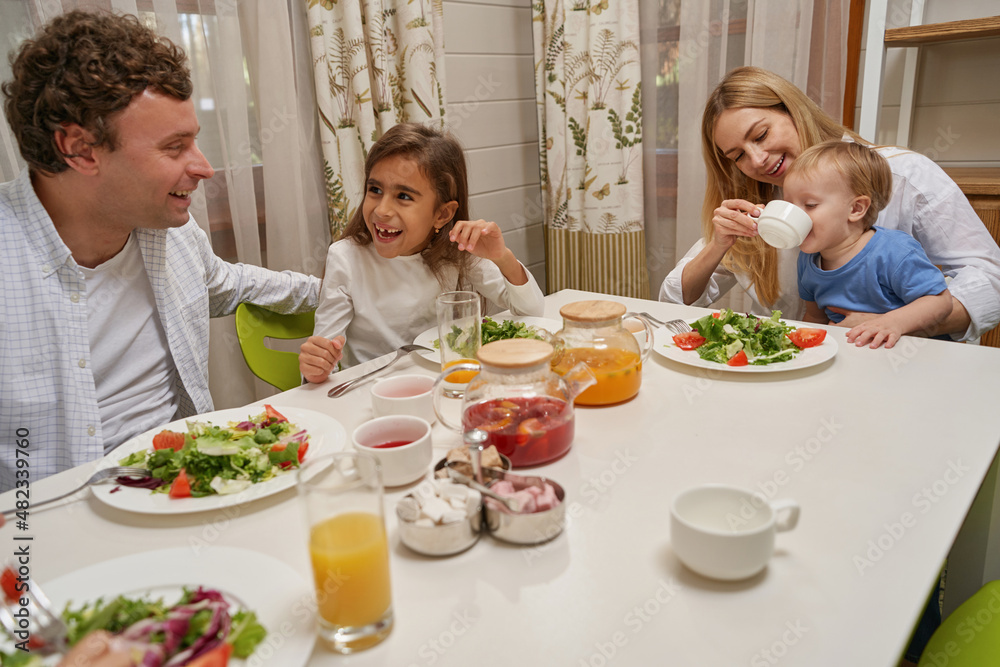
[444,429,519,512]
[444,430,550,514]
[445,464,519,513]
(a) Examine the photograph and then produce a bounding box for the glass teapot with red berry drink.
[432,339,596,467]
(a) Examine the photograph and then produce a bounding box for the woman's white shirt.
[660,147,1000,340]
[659,240,805,320]
[313,239,545,368]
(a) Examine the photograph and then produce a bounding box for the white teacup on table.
[670,484,800,581]
[353,415,433,487]
[371,374,436,423]
[755,200,812,249]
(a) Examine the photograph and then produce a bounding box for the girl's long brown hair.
[341,123,471,288]
[701,67,865,306]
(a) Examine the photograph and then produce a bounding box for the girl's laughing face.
[362,154,457,258]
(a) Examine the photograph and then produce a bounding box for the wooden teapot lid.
[559,300,627,323]
[477,339,554,369]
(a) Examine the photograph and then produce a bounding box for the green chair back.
[235,303,315,392]
[919,580,1000,666]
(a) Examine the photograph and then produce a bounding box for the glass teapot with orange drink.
[549,300,654,406]
[432,339,596,467]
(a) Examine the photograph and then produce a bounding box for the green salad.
[684,309,801,366]
[118,405,309,498]
[435,317,546,355]
[0,581,266,666]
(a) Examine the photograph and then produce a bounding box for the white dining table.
[5,288,1000,666]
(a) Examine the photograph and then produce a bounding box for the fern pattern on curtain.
[306,0,446,239]
[532,0,649,298]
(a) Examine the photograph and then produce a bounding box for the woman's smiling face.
[713,107,802,187]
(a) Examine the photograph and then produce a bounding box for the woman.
[659,66,1000,341]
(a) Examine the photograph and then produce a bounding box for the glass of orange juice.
[435,291,481,398]
[298,452,392,653]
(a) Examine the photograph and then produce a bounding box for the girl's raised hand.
[450,219,508,261]
[711,199,763,249]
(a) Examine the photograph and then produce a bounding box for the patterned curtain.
[306,0,446,239]
[533,0,649,298]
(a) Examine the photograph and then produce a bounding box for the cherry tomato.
[264,405,287,423]
[673,332,707,350]
[187,643,233,667]
[1,567,20,602]
[152,430,185,451]
[169,469,192,498]
[727,350,749,366]
[788,328,827,349]
[271,441,309,466]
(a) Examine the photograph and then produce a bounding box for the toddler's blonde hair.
[785,140,893,230]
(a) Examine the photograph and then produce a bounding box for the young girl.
[784,140,951,349]
[300,123,545,382]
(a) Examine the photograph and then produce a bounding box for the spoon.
[445,463,520,513]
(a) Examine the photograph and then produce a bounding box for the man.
[0,11,327,492]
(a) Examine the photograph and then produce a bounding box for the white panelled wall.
[443,0,547,292]
[855,0,1000,168]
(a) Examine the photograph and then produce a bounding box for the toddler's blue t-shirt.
[798,226,948,323]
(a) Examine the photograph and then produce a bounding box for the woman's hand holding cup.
[711,199,763,249]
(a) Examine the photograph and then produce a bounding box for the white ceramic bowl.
[756,200,812,249]
[352,416,432,487]
[371,374,436,423]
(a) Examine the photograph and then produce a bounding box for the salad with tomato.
[670,309,827,366]
[435,317,547,356]
[118,405,309,498]
[0,575,266,666]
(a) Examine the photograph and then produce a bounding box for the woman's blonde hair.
[701,66,865,305]
[786,140,893,230]
[341,122,471,288]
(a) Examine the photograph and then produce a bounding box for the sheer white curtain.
[639,0,848,311]
[0,0,328,408]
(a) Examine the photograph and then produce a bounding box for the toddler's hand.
[846,318,902,349]
[450,219,508,261]
[299,335,345,383]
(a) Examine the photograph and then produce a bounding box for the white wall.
[855,0,1000,168]
[442,0,546,292]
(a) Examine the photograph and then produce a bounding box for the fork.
[0,466,151,517]
[327,344,433,398]
[0,571,68,656]
[639,312,693,336]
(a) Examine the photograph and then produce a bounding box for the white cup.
[352,416,433,487]
[755,200,812,249]
[371,374,436,423]
[670,484,800,580]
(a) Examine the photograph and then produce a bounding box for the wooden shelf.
[885,16,1000,46]
[942,168,1000,197]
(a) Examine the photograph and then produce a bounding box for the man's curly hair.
[2,10,192,174]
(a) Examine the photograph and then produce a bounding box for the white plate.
[652,323,838,373]
[95,406,345,515]
[412,316,563,361]
[44,546,315,666]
